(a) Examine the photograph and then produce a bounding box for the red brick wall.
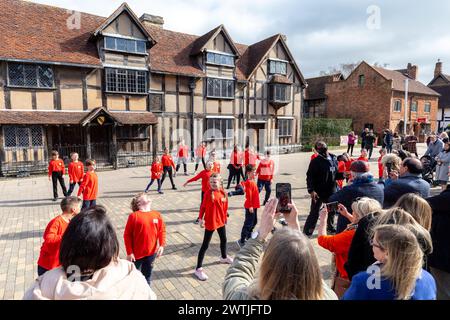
[325,62,392,136]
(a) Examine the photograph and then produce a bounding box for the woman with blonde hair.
[343,224,436,300]
[223,198,337,300]
[393,193,432,230]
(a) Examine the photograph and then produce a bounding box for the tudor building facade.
[0,0,306,175]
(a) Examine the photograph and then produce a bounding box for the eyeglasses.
[370,239,385,250]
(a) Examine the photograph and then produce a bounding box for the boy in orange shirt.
[256,150,275,205]
[195,173,233,281]
[160,148,177,190]
[194,142,207,173]
[48,150,67,201]
[67,152,84,196]
[357,149,369,162]
[124,192,166,286]
[228,164,261,247]
[176,141,189,176]
[77,159,98,210]
[37,196,82,276]
[184,161,214,224]
[145,156,164,194]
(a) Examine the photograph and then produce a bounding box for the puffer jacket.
[222,238,338,300]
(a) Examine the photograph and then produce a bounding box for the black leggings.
[347,144,354,155]
[196,226,227,269]
[161,166,175,188]
[227,166,244,188]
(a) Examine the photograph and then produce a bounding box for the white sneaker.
[194,268,208,281]
[219,256,234,264]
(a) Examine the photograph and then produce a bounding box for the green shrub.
[301,118,352,147]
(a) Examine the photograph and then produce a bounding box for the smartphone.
[326,201,339,212]
[276,183,292,213]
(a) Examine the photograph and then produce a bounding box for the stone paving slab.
[0,144,432,300]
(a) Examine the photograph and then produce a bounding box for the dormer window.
[269,59,287,75]
[206,51,234,67]
[104,36,147,54]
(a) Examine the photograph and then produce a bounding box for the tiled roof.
[0,0,104,67]
[269,75,293,84]
[372,66,440,96]
[0,0,304,83]
[305,74,343,100]
[0,109,157,125]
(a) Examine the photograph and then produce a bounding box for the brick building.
[325,61,440,139]
[303,73,344,118]
[428,60,450,132]
[0,0,306,175]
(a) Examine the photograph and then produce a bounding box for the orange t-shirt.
[151,162,163,180]
[48,159,65,176]
[37,215,69,270]
[187,169,213,193]
[124,210,166,260]
[240,179,261,209]
[196,146,206,158]
[161,154,175,168]
[318,229,356,280]
[178,145,188,158]
[77,171,98,200]
[256,159,275,181]
[199,189,228,231]
[68,161,84,183]
[378,156,384,179]
[212,161,221,174]
[244,150,259,166]
[357,156,369,162]
[337,161,346,189]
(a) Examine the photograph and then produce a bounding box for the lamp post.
[404,78,409,135]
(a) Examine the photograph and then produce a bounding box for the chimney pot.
[139,13,164,28]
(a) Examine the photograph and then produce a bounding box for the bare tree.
[320,61,389,78]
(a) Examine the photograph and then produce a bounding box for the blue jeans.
[82,199,96,210]
[240,208,258,243]
[134,254,157,286]
[145,179,161,192]
[257,179,272,205]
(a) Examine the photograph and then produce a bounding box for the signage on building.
[417,117,427,123]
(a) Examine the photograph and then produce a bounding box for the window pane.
[280,62,287,75]
[8,64,24,86]
[215,54,222,64]
[127,70,137,93]
[137,41,146,53]
[221,79,227,97]
[4,126,16,147]
[105,37,116,50]
[106,69,116,92]
[227,80,233,98]
[127,39,136,53]
[214,79,221,97]
[38,66,53,88]
[269,61,275,74]
[207,78,214,96]
[137,72,147,93]
[31,126,43,146]
[16,127,30,147]
[117,69,127,92]
[24,64,38,87]
[116,38,127,51]
[207,52,215,63]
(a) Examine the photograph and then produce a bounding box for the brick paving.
[0,144,432,300]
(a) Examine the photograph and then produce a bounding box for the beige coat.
[23,259,156,300]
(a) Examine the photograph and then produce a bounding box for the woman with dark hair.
[23,206,156,300]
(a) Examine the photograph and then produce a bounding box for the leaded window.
[205,118,234,140]
[105,68,147,94]
[8,63,54,88]
[278,119,293,137]
[269,60,287,75]
[206,78,235,99]
[269,84,291,103]
[3,126,43,149]
[206,52,234,67]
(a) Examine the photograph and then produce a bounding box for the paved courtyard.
[0,144,432,300]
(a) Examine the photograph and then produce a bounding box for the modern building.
[325,61,440,140]
[428,60,450,132]
[0,0,306,175]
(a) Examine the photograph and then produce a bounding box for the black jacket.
[344,212,380,280]
[427,188,450,273]
[306,153,344,200]
[329,178,384,233]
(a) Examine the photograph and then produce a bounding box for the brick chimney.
[139,13,164,28]
[434,59,443,78]
[406,63,418,80]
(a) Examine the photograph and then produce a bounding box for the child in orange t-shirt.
[228,164,261,247]
[145,156,164,194]
[48,150,68,201]
[124,193,166,286]
[78,159,98,210]
[160,148,177,190]
[37,196,82,276]
[67,152,84,197]
[336,155,347,190]
[378,148,386,180]
[194,173,233,281]
[357,149,369,162]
